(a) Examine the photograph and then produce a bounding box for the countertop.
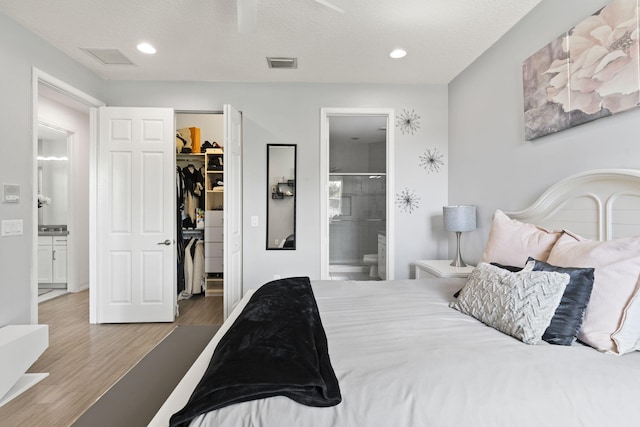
[38,226,69,236]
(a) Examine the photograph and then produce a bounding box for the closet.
[176,112,225,298]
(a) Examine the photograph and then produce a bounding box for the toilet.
[363,254,379,278]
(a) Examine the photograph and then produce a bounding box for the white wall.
[448,0,640,265]
[175,113,224,151]
[107,82,449,288]
[0,12,104,326]
[38,96,91,293]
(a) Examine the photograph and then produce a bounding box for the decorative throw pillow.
[450,263,569,345]
[480,210,563,268]
[453,262,522,298]
[547,232,640,354]
[529,257,595,346]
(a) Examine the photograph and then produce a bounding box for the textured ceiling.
[0,0,541,84]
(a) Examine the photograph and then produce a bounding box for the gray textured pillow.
[450,262,569,344]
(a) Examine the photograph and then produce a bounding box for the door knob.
[157,239,172,246]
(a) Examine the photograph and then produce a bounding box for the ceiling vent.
[267,57,298,69]
[81,48,135,65]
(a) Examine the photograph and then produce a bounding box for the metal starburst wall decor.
[396,187,420,214]
[396,109,421,135]
[419,148,444,173]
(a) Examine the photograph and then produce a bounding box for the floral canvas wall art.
[523,0,640,140]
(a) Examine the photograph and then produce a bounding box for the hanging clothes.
[176,166,186,294]
[182,164,204,227]
[180,237,205,299]
[198,165,207,212]
[191,239,205,294]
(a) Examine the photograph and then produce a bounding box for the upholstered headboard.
[505,169,640,241]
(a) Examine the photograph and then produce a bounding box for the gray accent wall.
[0,12,104,327]
[449,0,640,265]
[107,82,449,290]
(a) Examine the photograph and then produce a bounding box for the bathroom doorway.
[320,108,395,281]
[37,122,71,301]
[31,70,103,323]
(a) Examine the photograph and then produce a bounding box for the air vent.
[82,48,135,65]
[267,57,298,69]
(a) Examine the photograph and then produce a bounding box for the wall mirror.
[37,123,69,228]
[267,144,296,250]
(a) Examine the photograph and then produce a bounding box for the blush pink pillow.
[547,231,640,354]
[480,210,563,268]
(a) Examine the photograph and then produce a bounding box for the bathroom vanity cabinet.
[38,235,67,285]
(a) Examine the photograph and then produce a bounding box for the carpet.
[72,325,219,427]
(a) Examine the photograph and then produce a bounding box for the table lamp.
[443,205,476,267]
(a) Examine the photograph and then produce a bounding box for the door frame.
[31,68,105,324]
[319,108,395,280]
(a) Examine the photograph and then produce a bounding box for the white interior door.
[95,107,175,323]
[223,104,243,319]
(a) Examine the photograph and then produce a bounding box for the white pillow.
[481,210,563,268]
[451,262,569,344]
[547,231,640,354]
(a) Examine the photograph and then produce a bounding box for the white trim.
[319,110,329,279]
[88,108,99,323]
[31,68,105,325]
[35,69,103,107]
[319,108,395,280]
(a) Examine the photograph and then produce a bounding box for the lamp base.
[450,258,467,268]
[450,231,467,268]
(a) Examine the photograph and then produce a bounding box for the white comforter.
[152,279,640,427]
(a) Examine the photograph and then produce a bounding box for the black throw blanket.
[169,277,341,427]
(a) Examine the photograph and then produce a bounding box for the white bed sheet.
[151,279,640,427]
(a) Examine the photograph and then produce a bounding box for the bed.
[150,169,640,426]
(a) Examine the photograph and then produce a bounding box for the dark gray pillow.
[490,262,524,273]
[529,257,595,346]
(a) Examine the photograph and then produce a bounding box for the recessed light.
[137,42,156,54]
[389,49,407,59]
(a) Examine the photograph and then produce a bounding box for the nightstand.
[414,260,475,279]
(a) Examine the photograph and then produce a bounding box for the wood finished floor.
[0,290,222,427]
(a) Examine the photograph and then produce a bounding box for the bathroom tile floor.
[38,289,68,304]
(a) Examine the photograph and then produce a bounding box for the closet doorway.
[320,108,395,281]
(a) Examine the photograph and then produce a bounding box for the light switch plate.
[1,220,23,236]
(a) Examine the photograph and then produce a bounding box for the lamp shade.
[443,205,476,232]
